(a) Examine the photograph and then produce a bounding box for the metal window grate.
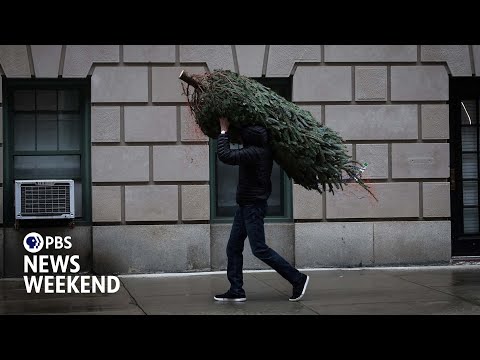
[20,184,70,216]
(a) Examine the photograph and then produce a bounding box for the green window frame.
[2,77,91,226]
[209,76,293,223]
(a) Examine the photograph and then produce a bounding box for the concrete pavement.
[1,265,480,315]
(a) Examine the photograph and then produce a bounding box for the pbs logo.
[23,232,44,253]
[23,232,72,253]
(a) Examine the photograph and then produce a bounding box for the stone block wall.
[1,45,474,275]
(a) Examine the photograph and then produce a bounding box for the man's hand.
[219,117,230,132]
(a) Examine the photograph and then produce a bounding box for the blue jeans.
[226,201,303,296]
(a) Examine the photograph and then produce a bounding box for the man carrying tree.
[213,116,310,302]
[179,69,375,302]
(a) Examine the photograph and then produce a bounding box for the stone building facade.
[1,45,476,277]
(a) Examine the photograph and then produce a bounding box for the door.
[450,77,480,256]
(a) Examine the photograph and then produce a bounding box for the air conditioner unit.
[15,180,75,220]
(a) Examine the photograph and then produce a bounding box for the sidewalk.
[1,264,480,315]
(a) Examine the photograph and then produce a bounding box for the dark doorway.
[450,77,480,256]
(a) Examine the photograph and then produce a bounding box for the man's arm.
[217,132,264,165]
[216,116,264,166]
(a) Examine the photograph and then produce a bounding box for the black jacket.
[217,126,273,206]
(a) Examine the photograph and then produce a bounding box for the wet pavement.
[2,265,480,315]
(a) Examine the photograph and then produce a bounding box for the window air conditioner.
[15,180,75,220]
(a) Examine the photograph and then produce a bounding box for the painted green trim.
[3,76,14,226]
[12,151,81,155]
[82,77,92,223]
[2,78,91,226]
[282,169,293,220]
[212,217,292,224]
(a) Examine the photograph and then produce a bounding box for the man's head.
[240,125,269,147]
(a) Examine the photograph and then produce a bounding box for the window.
[2,78,91,225]
[209,77,293,222]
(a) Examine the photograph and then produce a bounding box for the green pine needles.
[180,69,376,200]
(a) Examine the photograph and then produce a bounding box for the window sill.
[211,217,293,224]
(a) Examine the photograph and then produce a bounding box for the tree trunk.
[179,70,199,89]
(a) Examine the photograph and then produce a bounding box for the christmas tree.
[180,69,376,200]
